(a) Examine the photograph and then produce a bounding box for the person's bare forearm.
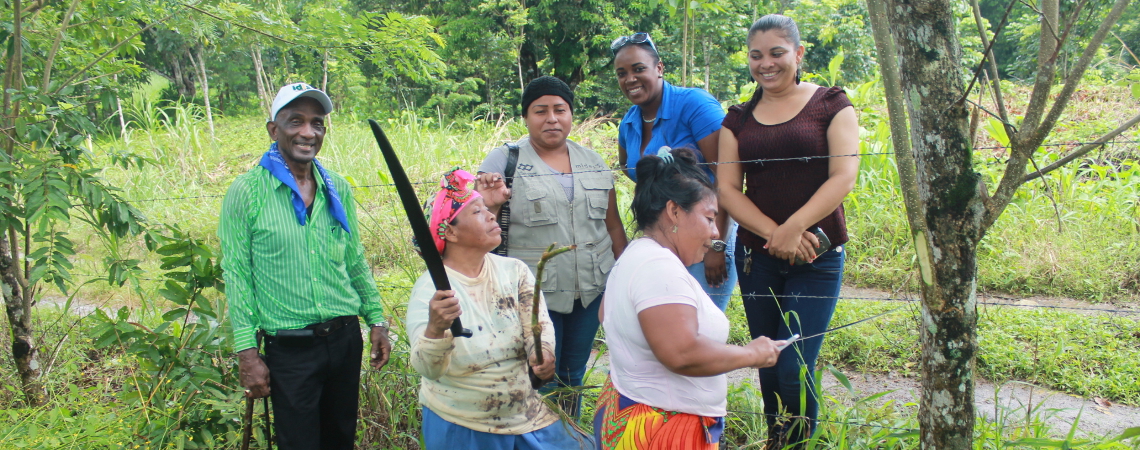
[655,334,759,377]
[719,188,779,240]
[782,173,856,231]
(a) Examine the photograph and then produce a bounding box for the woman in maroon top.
[716,14,859,449]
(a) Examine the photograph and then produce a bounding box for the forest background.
[1,0,1140,448]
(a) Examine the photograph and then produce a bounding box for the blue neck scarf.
[259,142,350,233]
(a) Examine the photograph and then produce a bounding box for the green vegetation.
[3,0,1140,448]
[1,93,1134,447]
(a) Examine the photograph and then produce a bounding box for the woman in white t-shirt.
[594,147,785,450]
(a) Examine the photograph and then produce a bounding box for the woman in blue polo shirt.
[611,32,737,310]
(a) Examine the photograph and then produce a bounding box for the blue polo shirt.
[618,81,725,182]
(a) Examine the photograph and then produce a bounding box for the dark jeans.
[544,294,602,417]
[735,241,845,446]
[264,318,363,450]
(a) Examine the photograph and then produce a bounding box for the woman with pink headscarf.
[405,169,592,450]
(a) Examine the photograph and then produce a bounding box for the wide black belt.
[304,315,358,337]
[267,316,358,347]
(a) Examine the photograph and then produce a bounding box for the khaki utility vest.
[502,137,615,314]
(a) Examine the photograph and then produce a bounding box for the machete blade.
[368,119,472,338]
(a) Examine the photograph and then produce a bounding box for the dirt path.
[586,351,1139,439]
[725,367,1140,439]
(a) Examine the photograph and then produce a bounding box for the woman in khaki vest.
[475,76,628,416]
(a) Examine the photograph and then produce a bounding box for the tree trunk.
[252,45,270,117]
[870,0,1137,446]
[1,0,44,408]
[703,37,711,90]
[877,0,984,448]
[171,57,191,99]
[681,6,690,86]
[518,43,540,87]
[190,45,215,139]
[1,230,44,407]
[322,50,329,93]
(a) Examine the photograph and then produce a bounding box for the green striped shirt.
[219,163,384,351]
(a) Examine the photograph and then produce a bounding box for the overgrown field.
[1,84,1139,449]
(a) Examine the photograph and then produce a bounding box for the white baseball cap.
[269,82,334,122]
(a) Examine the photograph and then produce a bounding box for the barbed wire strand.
[119,136,1139,204]
[60,272,1140,316]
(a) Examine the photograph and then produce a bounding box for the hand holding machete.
[368,119,472,338]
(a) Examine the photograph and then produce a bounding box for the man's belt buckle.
[313,321,336,337]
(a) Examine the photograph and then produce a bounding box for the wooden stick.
[531,243,575,365]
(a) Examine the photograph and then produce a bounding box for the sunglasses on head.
[610,32,658,56]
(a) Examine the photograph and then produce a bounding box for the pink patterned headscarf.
[428,168,483,254]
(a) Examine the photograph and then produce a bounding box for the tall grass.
[11,86,1137,448]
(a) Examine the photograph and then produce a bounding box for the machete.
[368,119,472,338]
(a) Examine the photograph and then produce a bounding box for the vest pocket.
[539,258,558,291]
[580,176,613,220]
[592,246,616,287]
[521,188,557,226]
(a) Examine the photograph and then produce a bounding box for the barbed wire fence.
[59,135,1139,442]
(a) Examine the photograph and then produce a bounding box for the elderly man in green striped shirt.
[219,83,391,450]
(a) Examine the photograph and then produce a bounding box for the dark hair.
[631,147,716,231]
[614,42,660,65]
[740,14,802,123]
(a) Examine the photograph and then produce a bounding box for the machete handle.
[368,119,472,338]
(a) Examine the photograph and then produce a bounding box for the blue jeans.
[422,407,593,449]
[544,294,602,417]
[687,220,738,311]
[735,240,845,445]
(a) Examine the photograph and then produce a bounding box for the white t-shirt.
[602,238,730,417]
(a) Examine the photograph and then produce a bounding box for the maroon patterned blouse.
[722,86,853,256]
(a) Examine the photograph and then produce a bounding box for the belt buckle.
[313,321,335,337]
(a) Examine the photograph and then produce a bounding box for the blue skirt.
[421,407,594,450]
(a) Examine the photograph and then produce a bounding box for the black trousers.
[264,319,363,450]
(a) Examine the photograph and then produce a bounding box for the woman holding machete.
[404,168,592,450]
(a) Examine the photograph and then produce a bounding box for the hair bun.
[630,145,715,232]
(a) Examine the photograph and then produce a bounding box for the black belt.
[304,315,359,337]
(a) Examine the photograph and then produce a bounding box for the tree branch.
[867,0,934,286]
[1017,0,1060,140]
[40,0,82,91]
[1023,111,1140,182]
[19,0,46,16]
[1047,0,1087,63]
[51,8,183,96]
[1027,0,1131,147]
[1112,31,1140,66]
[138,63,179,85]
[3,0,24,157]
[958,0,1016,118]
[985,0,1132,229]
[970,0,1015,139]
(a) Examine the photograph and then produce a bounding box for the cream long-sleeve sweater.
[406,253,558,434]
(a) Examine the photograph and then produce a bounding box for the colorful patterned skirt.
[592,376,725,449]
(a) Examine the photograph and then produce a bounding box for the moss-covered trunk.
[0,233,44,406]
[879,0,985,447]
